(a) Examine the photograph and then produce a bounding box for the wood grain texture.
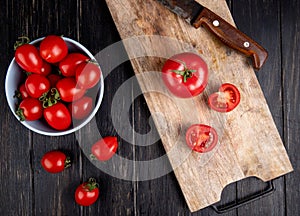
[233,1,286,216]
[1,0,299,215]
[105,0,293,211]
[281,1,300,216]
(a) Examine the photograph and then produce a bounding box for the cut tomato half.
[185,124,218,153]
[208,83,240,112]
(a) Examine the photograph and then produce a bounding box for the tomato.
[186,124,218,153]
[59,53,89,77]
[41,150,71,173]
[47,74,62,88]
[75,178,99,206]
[14,84,29,100]
[39,61,52,76]
[16,98,43,121]
[56,77,86,102]
[40,35,68,63]
[91,136,118,161]
[208,83,241,112]
[68,96,93,120]
[75,62,101,89]
[15,44,43,73]
[25,74,50,98]
[162,52,208,98]
[43,102,71,130]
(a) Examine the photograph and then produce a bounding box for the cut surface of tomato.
[185,124,218,153]
[208,83,240,112]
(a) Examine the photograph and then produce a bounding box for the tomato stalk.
[15,107,26,121]
[40,88,61,108]
[87,59,100,66]
[64,156,71,169]
[173,68,196,83]
[170,60,196,83]
[13,90,23,102]
[84,178,99,191]
[90,154,97,161]
[14,36,30,50]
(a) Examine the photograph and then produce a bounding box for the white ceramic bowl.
[5,37,104,136]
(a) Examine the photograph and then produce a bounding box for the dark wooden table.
[1,0,299,215]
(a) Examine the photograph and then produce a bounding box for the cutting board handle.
[211,180,275,213]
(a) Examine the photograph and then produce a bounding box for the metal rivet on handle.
[213,20,220,27]
[244,42,250,48]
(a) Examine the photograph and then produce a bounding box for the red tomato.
[15,44,43,73]
[39,61,52,76]
[47,74,62,88]
[186,124,218,153]
[75,178,99,206]
[208,83,241,112]
[68,96,93,120]
[14,84,29,100]
[59,53,89,77]
[43,102,71,130]
[162,52,208,98]
[40,35,68,63]
[91,136,118,161]
[56,77,86,102]
[16,98,43,121]
[41,150,71,173]
[75,62,101,89]
[25,74,50,98]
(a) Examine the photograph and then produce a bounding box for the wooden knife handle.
[192,8,268,70]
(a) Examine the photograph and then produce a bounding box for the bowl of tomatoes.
[5,35,104,136]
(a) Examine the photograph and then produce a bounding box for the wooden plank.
[78,1,136,215]
[105,0,293,212]
[281,1,300,216]
[28,0,81,215]
[232,1,287,215]
[0,1,33,215]
[133,98,191,215]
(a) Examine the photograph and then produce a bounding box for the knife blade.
[156,0,268,70]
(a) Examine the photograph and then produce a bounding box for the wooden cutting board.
[104,0,293,212]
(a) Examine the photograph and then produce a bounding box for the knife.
[156,0,268,70]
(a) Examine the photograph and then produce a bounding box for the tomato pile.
[13,35,101,130]
[162,52,241,153]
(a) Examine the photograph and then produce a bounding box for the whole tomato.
[16,98,43,121]
[186,124,218,153]
[75,178,99,206]
[25,74,50,98]
[14,83,29,100]
[15,43,43,73]
[162,52,208,98]
[68,96,93,120]
[75,62,101,89]
[56,77,86,102]
[91,136,118,161]
[41,150,71,173]
[40,35,68,63]
[59,53,89,77]
[43,102,71,130]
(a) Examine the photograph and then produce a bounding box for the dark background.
[0,0,299,215]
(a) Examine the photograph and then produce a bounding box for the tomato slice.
[185,124,218,153]
[208,83,241,112]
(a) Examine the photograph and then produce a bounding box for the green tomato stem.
[64,157,71,169]
[15,107,25,121]
[84,178,99,191]
[14,36,30,50]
